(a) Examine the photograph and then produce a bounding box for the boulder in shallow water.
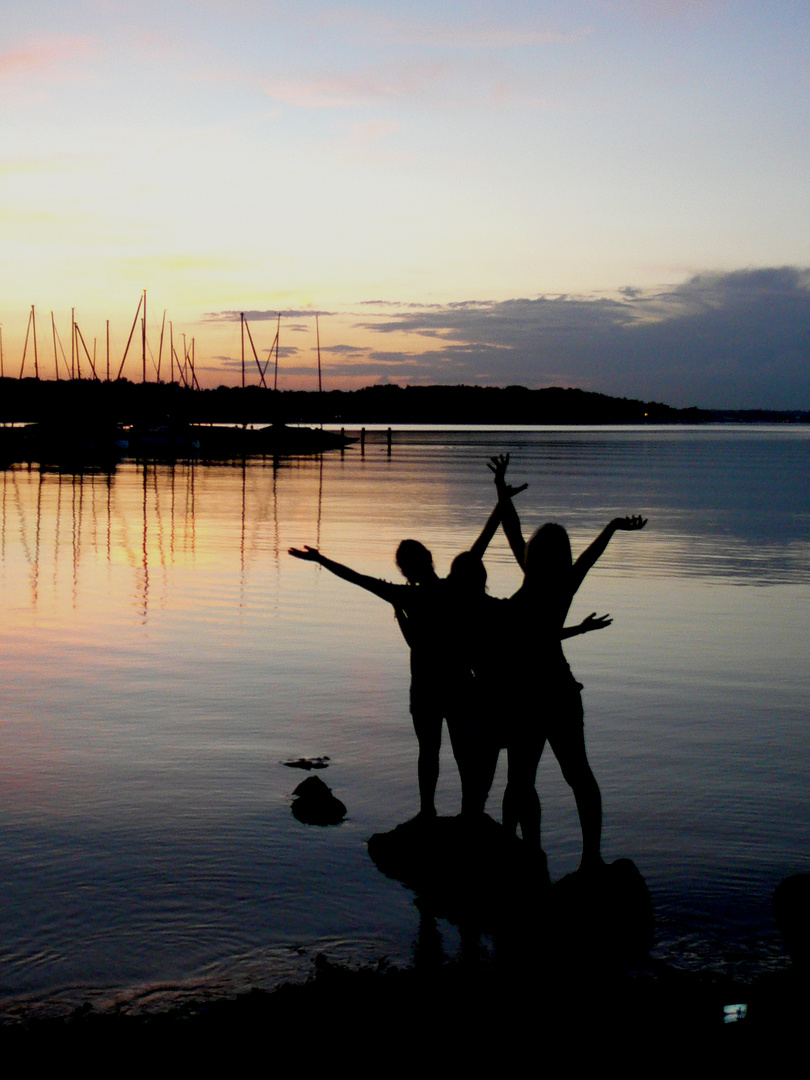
[773,873,810,969]
[368,815,546,924]
[291,775,347,825]
[551,858,654,966]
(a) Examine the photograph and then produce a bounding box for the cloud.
[261,60,448,109]
[350,268,810,409]
[213,345,299,369]
[203,309,335,321]
[626,0,721,19]
[349,120,401,143]
[0,35,93,83]
[358,299,446,309]
[411,26,592,50]
[296,6,592,52]
[321,343,368,356]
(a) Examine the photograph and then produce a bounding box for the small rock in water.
[283,756,331,771]
[291,775,347,826]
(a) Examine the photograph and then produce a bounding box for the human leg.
[412,708,443,817]
[548,691,603,870]
[456,731,500,818]
[446,689,501,818]
[502,731,545,849]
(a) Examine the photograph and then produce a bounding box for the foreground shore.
[0,952,806,1065]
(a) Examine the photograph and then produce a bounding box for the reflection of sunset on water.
[0,427,808,1009]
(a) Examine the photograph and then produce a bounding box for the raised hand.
[487,453,528,499]
[612,515,647,531]
[288,545,322,561]
[487,453,510,488]
[581,612,612,632]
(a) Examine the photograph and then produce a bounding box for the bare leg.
[503,732,545,850]
[458,737,500,818]
[502,779,518,837]
[570,765,602,870]
[549,691,603,870]
[412,709,442,818]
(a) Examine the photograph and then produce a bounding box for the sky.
[2,0,809,408]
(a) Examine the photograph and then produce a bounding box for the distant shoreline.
[1,377,807,427]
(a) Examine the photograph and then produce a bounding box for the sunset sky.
[2,1,809,408]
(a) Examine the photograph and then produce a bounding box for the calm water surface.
[0,426,808,1011]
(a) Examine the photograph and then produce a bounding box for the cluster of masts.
[239,310,322,393]
[5,291,201,388]
[2,292,319,391]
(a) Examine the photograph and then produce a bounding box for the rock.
[368,814,545,925]
[369,821,654,971]
[291,775,347,825]
[551,858,654,965]
[283,756,331,771]
[773,873,810,969]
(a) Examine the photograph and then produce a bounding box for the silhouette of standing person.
[289,466,527,820]
[490,457,646,872]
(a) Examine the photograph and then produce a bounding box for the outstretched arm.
[570,515,647,596]
[487,454,528,569]
[288,546,401,603]
[561,612,612,639]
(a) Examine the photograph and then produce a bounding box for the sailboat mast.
[274,313,280,391]
[316,313,322,395]
[32,306,39,379]
[240,312,246,390]
[191,337,200,390]
[19,310,29,379]
[71,307,76,379]
[157,310,166,383]
[52,312,59,381]
[116,292,143,381]
[142,289,147,383]
[75,313,82,380]
[106,320,110,382]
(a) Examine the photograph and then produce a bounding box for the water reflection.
[0,457,332,624]
[0,427,807,1006]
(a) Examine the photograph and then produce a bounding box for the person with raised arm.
[489,454,646,872]
[289,464,527,822]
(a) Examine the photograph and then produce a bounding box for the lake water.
[1,425,808,1013]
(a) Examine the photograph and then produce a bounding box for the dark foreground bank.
[0,953,806,1067]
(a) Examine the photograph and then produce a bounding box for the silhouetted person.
[441,455,611,821]
[490,456,646,871]
[289,470,526,819]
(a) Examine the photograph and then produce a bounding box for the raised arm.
[288,546,401,604]
[469,501,503,561]
[468,455,528,562]
[570,515,647,596]
[561,612,612,639]
[487,454,528,569]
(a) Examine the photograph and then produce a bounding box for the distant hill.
[0,377,806,425]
